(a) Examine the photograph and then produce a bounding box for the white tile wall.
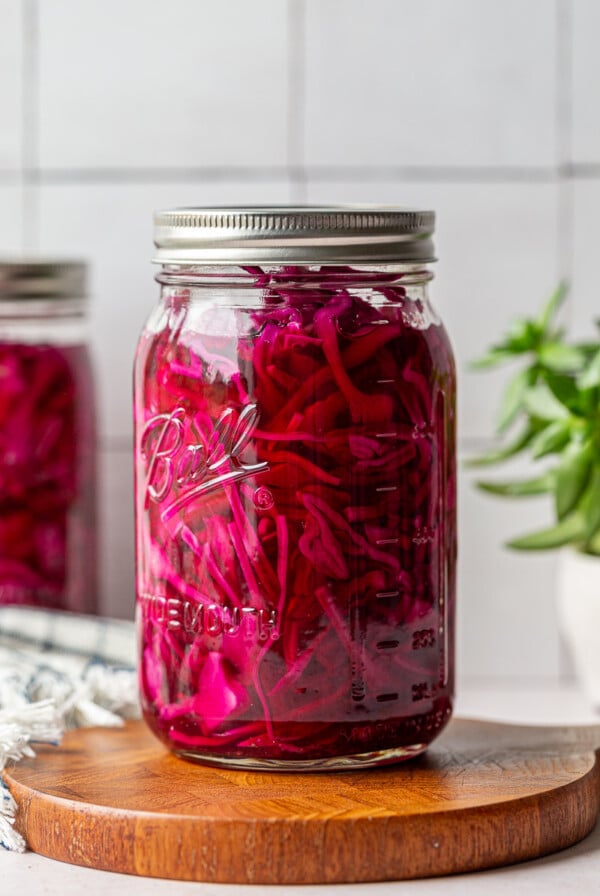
[99,448,135,620]
[0,185,23,251]
[305,179,562,442]
[0,0,595,682]
[38,179,293,441]
[304,0,558,169]
[458,459,560,682]
[0,0,22,171]
[572,0,600,164]
[38,0,290,170]
[571,179,600,339]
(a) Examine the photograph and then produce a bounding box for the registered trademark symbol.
[253,486,274,511]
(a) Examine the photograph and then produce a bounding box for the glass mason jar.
[134,207,456,770]
[0,260,97,613]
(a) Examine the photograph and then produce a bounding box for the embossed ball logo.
[141,403,269,522]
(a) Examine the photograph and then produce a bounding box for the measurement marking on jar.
[375,432,397,439]
[375,537,399,546]
[376,640,400,651]
[412,628,436,650]
[376,485,397,493]
[412,681,438,703]
[376,378,395,384]
[350,590,367,703]
[376,590,400,599]
[376,692,399,703]
[413,526,436,545]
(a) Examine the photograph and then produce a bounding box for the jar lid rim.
[153,205,436,265]
[0,259,87,300]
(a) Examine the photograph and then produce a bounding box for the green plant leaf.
[505,318,540,352]
[580,466,600,539]
[554,440,593,519]
[465,424,537,467]
[529,419,572,459]
[536,281,568,336]
[506,512,584,550]
[476,472,554,497]
[584,528,600,556]
[543,371,583,414]
[470,348,519,369]
[496,366,536,433]
[577,348,600,390]
[522,382,570,422]
[538,342,586,373]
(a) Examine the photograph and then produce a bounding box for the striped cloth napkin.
[0,607,139,852]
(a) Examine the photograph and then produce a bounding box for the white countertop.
[4,681,599,896]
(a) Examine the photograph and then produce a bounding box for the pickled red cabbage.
[0,341,96,612]
[135,267,456,765]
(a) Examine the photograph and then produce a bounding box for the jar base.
[173,742,428,771]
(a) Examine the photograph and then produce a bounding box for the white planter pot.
[557,547,600,708]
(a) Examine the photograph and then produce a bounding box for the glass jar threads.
[0,260,97,613]
[134,207,456,769]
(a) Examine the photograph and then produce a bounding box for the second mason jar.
[134,207,456,769]
[0,260,97,613]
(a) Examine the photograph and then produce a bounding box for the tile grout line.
[555,0,576,687]
[18,0,28,248]
[556,0,573,170]
[14,165,595,187]
[99,438,134,453]
[6,163,600,187]
[21,0,40,250]
[287,0,307,202]
[556,0,575,302]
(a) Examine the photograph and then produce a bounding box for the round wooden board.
[4,718,600,884]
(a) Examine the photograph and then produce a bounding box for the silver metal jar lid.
[153,206,435,265]
[0,259,86,300]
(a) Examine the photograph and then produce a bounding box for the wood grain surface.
[3,718,600,884]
